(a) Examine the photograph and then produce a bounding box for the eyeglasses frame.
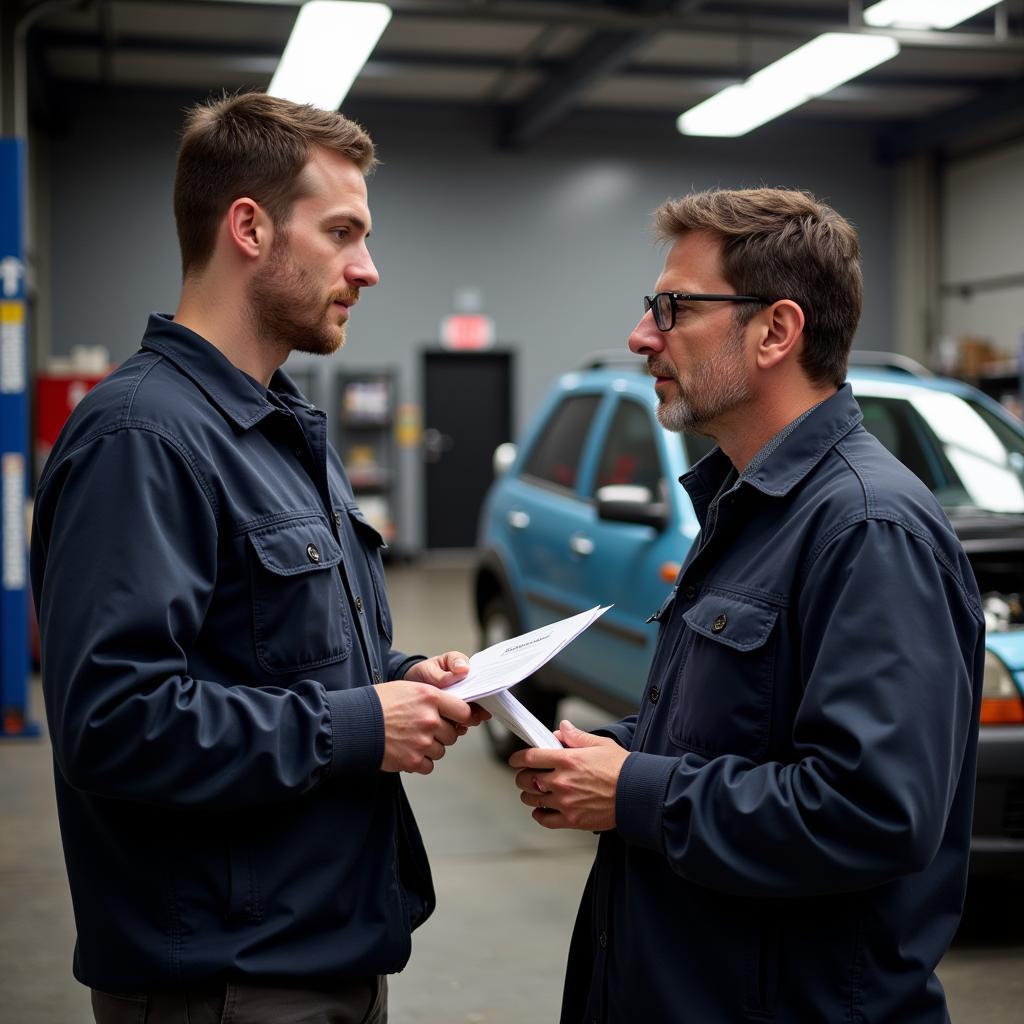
[643,292,773,332]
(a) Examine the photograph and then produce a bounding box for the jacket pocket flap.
[248,518,342,575]
[683,594,778,651]
[345,503,388,549]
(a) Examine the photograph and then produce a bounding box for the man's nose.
[346,247,380,289]
[628,310,663,356]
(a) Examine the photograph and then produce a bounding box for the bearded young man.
[31,92,486,1024]
[511,188,984,1023]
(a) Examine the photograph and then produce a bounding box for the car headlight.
[981,650,1024,724]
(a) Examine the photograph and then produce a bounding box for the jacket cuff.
[325,686,385,777]
[616,751,677,852]
[391,653,427,680]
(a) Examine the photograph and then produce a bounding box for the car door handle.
[568,533,594,557]
[507,509,530,530]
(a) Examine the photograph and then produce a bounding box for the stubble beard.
[249,234,351,357]
[652,319,752,434]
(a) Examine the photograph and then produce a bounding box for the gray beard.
[654,324,751,434]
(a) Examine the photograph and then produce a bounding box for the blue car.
[474,354,1024,875]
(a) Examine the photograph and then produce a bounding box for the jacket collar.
[141,313,285,430]
[682,384,863,512]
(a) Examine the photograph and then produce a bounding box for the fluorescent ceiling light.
[268,1,392,111]
[677,32,900,137]
[864,0,999,30]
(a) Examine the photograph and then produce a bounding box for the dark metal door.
[423,350,513,549]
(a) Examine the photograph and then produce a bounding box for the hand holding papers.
[445,606,611,750]
[445,605,610,702]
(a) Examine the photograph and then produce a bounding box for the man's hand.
[403,651,491,735]
[404,650,470,688]
[509,720,629,831]
[374,680,478,774]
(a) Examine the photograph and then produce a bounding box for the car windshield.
[857,390,1024,514]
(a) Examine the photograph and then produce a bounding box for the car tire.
[479,595,561,762]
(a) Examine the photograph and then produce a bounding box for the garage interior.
[2,1,1024,1021]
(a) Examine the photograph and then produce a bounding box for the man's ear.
[756,299,805,371]
[225,197,271,261]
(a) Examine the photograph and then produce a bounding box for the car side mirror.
[492,442,517,477]
[595,484,668,531]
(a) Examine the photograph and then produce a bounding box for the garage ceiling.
[23,0,1024,155]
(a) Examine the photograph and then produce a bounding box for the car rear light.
[980,650,1024,724]
[659,562,681,583]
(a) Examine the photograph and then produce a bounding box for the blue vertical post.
[0,136,39,738]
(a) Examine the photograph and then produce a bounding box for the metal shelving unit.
[334,370,398,546]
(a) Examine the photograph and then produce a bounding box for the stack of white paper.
[446,605,611,749]
[476,690,563,750]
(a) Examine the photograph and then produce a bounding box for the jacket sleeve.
[33,427,384,811]
[614,518,983,897]
[596,716,638,749]
[388,651,427,680]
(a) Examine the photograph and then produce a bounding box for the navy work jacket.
[31,315,430,991]
[562,386,985,1024]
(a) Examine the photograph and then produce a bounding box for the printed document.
[446,605,611,749]
[446,605,610,702]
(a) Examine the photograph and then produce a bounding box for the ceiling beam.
[362,0,1024,47]
[495,29,657,145]
[169,0,714,29]
[134,0,1024,30]
[513,29,658,146]
[489,2,710,146]
[145,0,1024,53]
[36,30,1005,96]
[878,74,1024,160]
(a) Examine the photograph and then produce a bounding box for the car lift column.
[0,136,39,738]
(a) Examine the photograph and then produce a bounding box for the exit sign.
[440,313,495,351]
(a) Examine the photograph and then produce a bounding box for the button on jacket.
[562,386,985,1024]
[31,315,431,991]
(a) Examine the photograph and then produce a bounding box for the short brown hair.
[653,188,862,388]
[174,91,376,276]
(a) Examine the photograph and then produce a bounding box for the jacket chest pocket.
[247,517,352,674]
[669,592,779,760]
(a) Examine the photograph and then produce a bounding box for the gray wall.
[45,91,895,549]
[941,138,1024,358]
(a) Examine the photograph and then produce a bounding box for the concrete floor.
[2,559,1023,1023]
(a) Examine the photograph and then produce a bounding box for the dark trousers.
[91,976,386,1024]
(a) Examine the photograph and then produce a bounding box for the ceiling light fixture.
[268,1,392,111]
[863,0,1000,30]
[677,32,900,138]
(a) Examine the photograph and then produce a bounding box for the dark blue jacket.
[562,386,984,1024]
[31,315,430,991]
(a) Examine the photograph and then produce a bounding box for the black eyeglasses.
[643,292,771,332]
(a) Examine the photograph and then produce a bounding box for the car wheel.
[479,595,561,762]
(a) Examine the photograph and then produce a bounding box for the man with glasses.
[511,187,983,1023]
[32,92,487,1023]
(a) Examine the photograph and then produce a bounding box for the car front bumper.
[970,724,1024,877]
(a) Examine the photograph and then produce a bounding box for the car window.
[521,394,601,490]
[592,398,664,497]
[858,392,1024,513]
[858,396,952,493]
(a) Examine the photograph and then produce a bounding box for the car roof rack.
[848,351,934,378]
[580,350,647,371]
